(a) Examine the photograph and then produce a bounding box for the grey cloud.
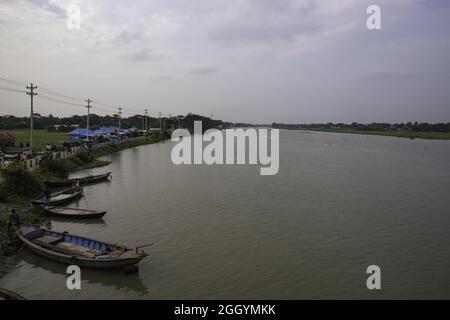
[2,0,450,123]
[126,48,163,62]
[363,71,425,81]
[210,20,322,43]
[418,0,450,10]
[208,0,321,43]
[149,75,175,82]
[187,66,219,75]
[29,0,65,17]
[114,31,143,45]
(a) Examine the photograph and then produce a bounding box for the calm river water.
[1,130,450,299]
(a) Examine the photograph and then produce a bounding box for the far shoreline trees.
[272,122,450,133]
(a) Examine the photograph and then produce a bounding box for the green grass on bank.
[6,129,68,150]
[307,128,450,140]
[0,197,41,256]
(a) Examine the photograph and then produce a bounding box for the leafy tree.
[1,162,42,197]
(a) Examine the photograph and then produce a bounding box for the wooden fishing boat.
[44,172,111,188]
[0,288,26,300]
[31,188,83,206]
[17,225,150,269]
[43,206,107,219]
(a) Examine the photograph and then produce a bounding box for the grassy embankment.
[7,129,68,150]
[306,128,450,140]
[0,133,169,255]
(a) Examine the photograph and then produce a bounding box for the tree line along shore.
[272,122,450,140]
[0,132,169,256]
[307,128,450,140]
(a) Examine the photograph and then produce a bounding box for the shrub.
[0,184,8,202]
[75,151,93,163]
[39,153,69,178]
[1,162,42,197]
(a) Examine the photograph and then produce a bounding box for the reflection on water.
[18,249,148,296]
[1,131,450,299]
[0,248,148,299]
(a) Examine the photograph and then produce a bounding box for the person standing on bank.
[8,209,21,230]
[44,186,52,207]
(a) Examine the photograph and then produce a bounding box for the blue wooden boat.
[17,225,149,270]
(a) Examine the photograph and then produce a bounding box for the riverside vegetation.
[0,133,169,255]
[272,122,450,140]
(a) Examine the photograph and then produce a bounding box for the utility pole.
[26,83,37,150]
[85,98,92,140]
[159,112,162,131]
[178,115,181,128]
[118,107,123,131]
[144,109,148,135]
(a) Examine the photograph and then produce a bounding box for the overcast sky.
[0,0,449,123]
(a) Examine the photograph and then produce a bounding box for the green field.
[307,128,450,140]
[7,130,68,150]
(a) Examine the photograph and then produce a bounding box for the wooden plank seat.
[34,235,64,246]
[56,242,101,259]
[33,235,103,259]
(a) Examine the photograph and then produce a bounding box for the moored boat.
[43,206,107,219]
[31,188,83,206]
[44,172,111,188]
[17,225,149,269]
[0,288,26,300]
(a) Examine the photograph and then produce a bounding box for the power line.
[86,98,92,138]
[121,111,140,116]
[144,109,148,134]
[0,75,168,120]
[37,93,85,107]
[39,86,84,102]
[125,107,145,113]
[118,107,123,131]
[0,75,88,105]
[0,76,27,87]
[0,85,27,94]
[96,100,144,114]
[92,105,117,114]
[95,100,116,109]
[26,83,37,150]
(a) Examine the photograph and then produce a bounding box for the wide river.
[1,130,450,299]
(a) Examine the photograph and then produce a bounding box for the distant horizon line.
[1,112,449,126]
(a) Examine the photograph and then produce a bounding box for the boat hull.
[44,172,111,188]
[31,191,83,206]
[0,288,26,300]
[43,207,106,219]
[18,233,146,269]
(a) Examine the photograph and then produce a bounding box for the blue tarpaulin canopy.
[68,128,96,136]
[97,127,117,134]
[68,129,97,141]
